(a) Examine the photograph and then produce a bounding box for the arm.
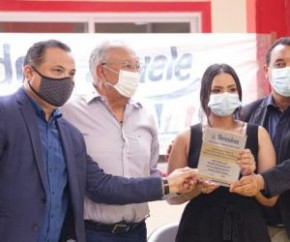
[166,130,199,205]
[255,126,278,206]
[85,155,162,204]
[262,159,290,196]
[85,155,196,204]
[231,160,290,198]
[231,126,278,205]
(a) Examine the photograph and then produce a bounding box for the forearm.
[261,159,290,196]
[86,156,163,204]
[167,188,201,205]
[255,192,278,207]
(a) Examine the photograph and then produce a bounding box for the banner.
[0,33,271,153]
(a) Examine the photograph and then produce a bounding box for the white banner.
[0,33,271,153]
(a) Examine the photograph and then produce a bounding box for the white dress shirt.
[61,85,160,223]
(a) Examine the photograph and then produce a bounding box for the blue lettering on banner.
[0,43,24,84]
[140,46,193,83]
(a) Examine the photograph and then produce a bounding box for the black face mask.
[28,67,74,107]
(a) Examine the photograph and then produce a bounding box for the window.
[0,12,201,33]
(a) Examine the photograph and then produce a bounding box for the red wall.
[255,0,290,38]
[0,1,211,33]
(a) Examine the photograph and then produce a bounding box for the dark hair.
[23,39,71,67]
[266,37,290,66]
[200,63,242,118]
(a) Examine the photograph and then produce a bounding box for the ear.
[23,65,33,80]
[96,64,106,81]
[263,64,269,80]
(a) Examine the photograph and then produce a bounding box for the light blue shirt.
[61,85,160,223]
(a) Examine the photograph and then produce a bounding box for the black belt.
[84,220,145,233]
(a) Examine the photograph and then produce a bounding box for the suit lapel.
[15,88,48,193]
[57,119,81,209]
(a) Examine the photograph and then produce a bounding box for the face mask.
[270,67,290,97]
[208,92,241,116]
[104,66,140,98]
[29,67,74,107]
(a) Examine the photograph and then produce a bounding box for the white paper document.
[197,127,247,186]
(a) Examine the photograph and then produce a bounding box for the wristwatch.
[162,178,170,195]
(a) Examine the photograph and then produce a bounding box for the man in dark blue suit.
[0,39,196,242]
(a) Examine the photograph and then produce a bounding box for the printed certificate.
[197,127,247,186]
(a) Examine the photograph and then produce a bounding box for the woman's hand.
[237,149,256,176]
[198,179,220,194]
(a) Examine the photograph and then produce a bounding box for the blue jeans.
[85,222,147,242]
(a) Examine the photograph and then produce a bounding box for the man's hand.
[166,167,197,194]
[229,174,265,196]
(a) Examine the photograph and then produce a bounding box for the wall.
[211,0,247,33]
[1,0,290,37]
[255,0,290,38]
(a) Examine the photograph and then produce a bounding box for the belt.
[84,220,145,233]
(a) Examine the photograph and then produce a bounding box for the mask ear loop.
[101,65,119,91]
[26,66,41,97]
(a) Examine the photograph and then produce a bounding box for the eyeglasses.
[101,61,144,71]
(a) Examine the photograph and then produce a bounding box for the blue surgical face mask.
[270,66,290,97]
[208,92,241,116]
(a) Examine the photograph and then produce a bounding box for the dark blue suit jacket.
[240,97,290,237]
[0,88,162,242]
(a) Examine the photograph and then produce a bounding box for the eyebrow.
[274,58,285,63]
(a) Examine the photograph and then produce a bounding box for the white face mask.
[208,92,241,116]
[270,67,290,97]
[104,67,140,98]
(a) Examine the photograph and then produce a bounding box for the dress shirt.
[27,94,69,242]
[265,95,290,159]
[261,95,290,226]
[61,85,160,223]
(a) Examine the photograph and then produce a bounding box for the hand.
[237,149,256,176]
[197,179,220,194]
[229,174,264,196]
[166,167,197,194]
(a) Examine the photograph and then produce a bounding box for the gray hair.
[89,40,135,83]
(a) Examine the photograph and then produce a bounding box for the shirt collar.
[25,91,62,120]
[85,84,142,109]
[266,95,276,108]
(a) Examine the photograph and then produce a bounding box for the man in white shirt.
[62,40,162,242]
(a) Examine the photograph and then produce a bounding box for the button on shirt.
[61,85,160,223]
[27,96,69,242]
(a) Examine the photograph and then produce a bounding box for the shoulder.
[0,91,22,116]
[247,123,270,140]
[62,93,87,110]
[257,125,270,138]
[174,127,193,146]
[239,97,267,121]
[244,98,266,110]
